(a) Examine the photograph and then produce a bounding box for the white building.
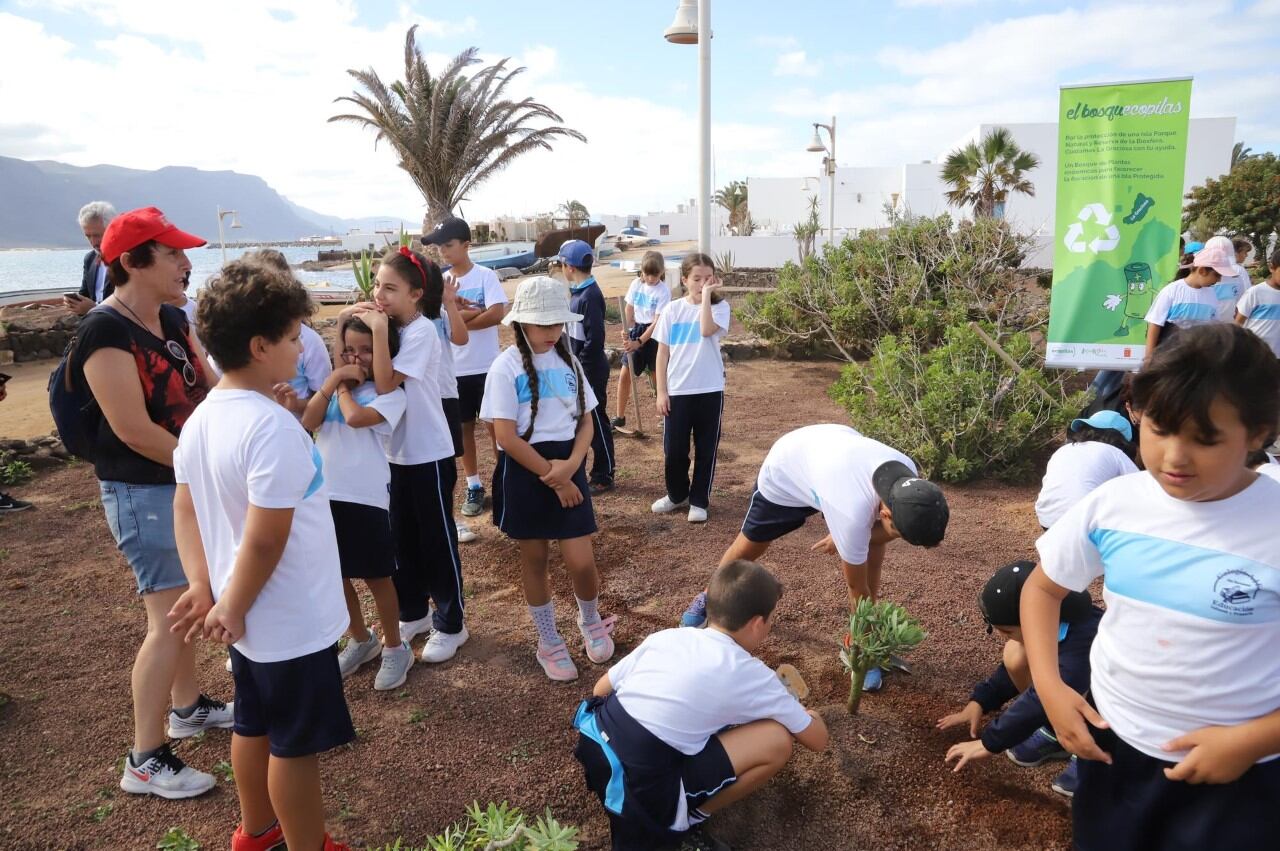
[732,118,1237,268]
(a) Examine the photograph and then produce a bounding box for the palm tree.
[331,27,586,232]
[715,180,750,235]
[941,128,1040,219]
[558,199,590,228]
[1231,142,1254,172]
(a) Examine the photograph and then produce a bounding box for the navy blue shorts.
[1073,723,1280,850]
[331,500,396,579]
[493,439,597,540]
[441,396,463,458]
[230,645,355,758]
[740,487,819,544]
[626,324,657,376]
[457,373,486,423]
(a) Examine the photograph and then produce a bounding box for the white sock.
[576,596,601,626]
[466,475,482,489]
[529,601,562,645]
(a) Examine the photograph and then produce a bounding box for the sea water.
[0,245,356,297]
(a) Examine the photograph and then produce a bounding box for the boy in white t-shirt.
[1234,249,1280,357]
[1143,240,1236,365]
[574,560,828,850]
[424,217,509,519]
[680,423,949,692]
[1022,323,1280,850]
[168,260,355,851]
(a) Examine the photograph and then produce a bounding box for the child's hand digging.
[944,739,993,772]
[937,700,984,737]
[810,534,839,556]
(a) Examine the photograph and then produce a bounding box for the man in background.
[63,201,117,316]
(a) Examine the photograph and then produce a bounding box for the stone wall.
[0,304,80,363]
[0,435,71,470]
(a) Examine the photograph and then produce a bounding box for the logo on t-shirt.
[1212,569,1261,617]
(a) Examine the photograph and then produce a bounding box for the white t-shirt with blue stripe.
[1237,283,1280,357]
[652,296,731,395]
[480,345,598,448]
[1036,471,1280,762]
[1144,279,1218,328]
[625,277,672,325]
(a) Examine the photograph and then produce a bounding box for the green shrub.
[741,214,1040,359]
[830,323,1085,482]
[367,802,578,851]
[0,459,33,486]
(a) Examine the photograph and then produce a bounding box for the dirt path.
[0,358,1070,850]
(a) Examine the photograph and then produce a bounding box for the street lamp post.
[665,0,711,256]
[216,206,242,266]
[806,116,837,246]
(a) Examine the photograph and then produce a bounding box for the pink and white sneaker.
[536,639,579,682]
[578,615,618,664]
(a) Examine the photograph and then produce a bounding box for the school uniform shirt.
[1036,471,1280,762]
[432,313,459,399]
[568,278,606,373]
[286,324,333,399]
[1258,464,1280,484]
[480,345,598,448]
[1213,271,1250,322]
[756,424,915,565]
[1034,441,1138,529]
[314,381,407,511]
[625,277,672,325]
[1237,283,1280,357]
[387,315,454,465]
[651,296,732,395]
[449,265,508,377]
[608,627,812,756]
[174,388,348,664]
[178,298,198,325]
[1144,279,1218,328]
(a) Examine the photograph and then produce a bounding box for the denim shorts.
[99,481,188,595]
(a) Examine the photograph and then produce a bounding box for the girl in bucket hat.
[479,277,618,682]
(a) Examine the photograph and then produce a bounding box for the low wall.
[0,305,80,363]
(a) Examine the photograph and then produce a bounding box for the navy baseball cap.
[980,559,1094,633]
[557,239,594,269]
[422,216,471,245]
[872,461,949,547]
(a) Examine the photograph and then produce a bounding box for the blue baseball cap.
[1185,241,1204,254]
[557,239,594,268]
[1070,410,1133,443]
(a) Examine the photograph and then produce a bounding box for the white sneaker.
[536,639,579,681]
[337,634,382,678]
[399,614,433,644]
[375,643,414,691]
[578,615,618,664]
[120,744,216,800]
[420,625,469,663]
[166,695,234,739]
[456,521,478,543]
[687,505,708,523]
[651,495,688,514]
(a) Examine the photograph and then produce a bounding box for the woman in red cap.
[73,207,230,800]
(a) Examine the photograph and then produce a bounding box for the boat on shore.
[469,241,537,270]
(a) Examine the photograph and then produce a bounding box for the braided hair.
[512,325,587,442]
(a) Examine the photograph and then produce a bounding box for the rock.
[605,347,623,369]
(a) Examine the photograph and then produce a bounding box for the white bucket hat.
[502,275,583,326]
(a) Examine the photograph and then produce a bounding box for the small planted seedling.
[212,760,234,783]
[840,598,926,715]
[157,826,200,851]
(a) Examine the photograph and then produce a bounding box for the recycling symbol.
[1063,203,1121,254]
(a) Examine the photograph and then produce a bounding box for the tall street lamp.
[216,206,242,266]
[806,116,837,246]
[665,0,711,256]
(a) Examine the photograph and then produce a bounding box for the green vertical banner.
[1045,78,1192,369]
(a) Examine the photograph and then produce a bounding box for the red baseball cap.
[100,206,206,264]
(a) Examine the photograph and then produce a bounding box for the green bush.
[830,323,1085,482]
[367,802,578,851]
[0,459,33,487]
[741,214,1039,359]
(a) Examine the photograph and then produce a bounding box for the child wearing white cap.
[480,276,618,682]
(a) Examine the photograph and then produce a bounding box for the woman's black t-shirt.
[72,304,208,485]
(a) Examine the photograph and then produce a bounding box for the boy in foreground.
[575,560,828,850]
[1023,324,1280,849]
[169,260,354,851]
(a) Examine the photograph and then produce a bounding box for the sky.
[1,0,1277,227]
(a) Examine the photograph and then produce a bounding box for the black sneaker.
[611,416,626,428]
[0,492,32,513]
[590,479,615,495]
[677,825,732,851]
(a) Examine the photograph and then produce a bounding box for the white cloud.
[773,50,818,77]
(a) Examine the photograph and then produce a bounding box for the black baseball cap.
[422,216,471,245]
[979,559,1093,633]
[872,460,948,547]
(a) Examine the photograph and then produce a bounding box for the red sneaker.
[231,821,284,851]
[323,835,354,851]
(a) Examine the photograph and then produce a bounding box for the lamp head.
[664,0,698,44]
[806,126,826,153]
